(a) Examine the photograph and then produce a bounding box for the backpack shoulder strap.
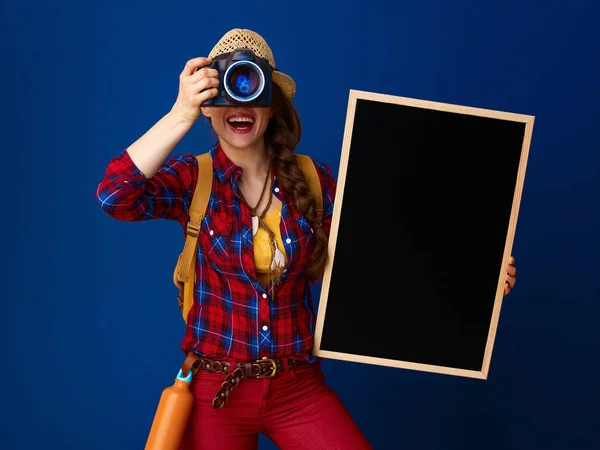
[189,152,214,229]
[296,154,323,223]
[173,152,213,321]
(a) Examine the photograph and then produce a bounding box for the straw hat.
[208,28,296,101]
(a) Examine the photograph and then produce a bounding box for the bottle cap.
[176,368,193,383]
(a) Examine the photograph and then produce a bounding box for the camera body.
[201,49,273,107]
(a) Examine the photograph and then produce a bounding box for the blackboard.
[313,90,534,379]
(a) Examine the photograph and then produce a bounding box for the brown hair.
[265,83,329,282]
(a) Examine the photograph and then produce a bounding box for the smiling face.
[201,105,274,152]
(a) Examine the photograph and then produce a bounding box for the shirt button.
[262,235,268,241]
[262,356,267,360]
[286,238,291,244]
[209,230,214,236]
[263,244,269,250]
[262,293,267,299]
[262,325,268,331]
[274,187,280,193]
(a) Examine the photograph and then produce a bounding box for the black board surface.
[313,90,534,378]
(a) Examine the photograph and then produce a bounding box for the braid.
[266,84,329,281]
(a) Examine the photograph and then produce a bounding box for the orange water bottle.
[145,368,195,450]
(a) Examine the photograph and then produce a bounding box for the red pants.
[181,360,373,449]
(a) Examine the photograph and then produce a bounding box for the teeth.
[228,116,254,123]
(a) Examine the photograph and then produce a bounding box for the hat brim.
[273,71,296,101]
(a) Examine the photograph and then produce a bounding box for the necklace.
[240,162,272,218]
[238,162,287,285]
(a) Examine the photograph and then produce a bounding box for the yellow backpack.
[173,152,323,323]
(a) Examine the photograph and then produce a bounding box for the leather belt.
[181,352,304,409]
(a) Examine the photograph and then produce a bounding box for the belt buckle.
[255,358,278,378]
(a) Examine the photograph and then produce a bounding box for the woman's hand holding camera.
[172,57,220,123]
[125,57,220,178]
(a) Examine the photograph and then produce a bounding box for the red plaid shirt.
[95,144,336,363]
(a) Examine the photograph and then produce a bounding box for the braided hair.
[265,83,329,282]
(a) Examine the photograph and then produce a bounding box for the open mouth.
[226,115,255,134]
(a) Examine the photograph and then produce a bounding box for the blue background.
[1,0,598,449]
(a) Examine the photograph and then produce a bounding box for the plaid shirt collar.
[209,141,284,199]
[210,142,242,185]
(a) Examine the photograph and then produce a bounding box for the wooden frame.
[313,89,535,379]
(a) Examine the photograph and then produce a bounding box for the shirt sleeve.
[94,149,198,222]
[312,159,337,236]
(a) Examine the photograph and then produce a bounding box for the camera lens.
[224,61,265,102]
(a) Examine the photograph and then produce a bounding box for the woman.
[95,29,517,450]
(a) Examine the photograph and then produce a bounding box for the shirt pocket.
[200,213,234,266]
[295,216,315,249]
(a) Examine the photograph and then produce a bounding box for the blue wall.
[1,1,598,449]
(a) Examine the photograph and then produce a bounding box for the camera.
[201,49,273,107]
